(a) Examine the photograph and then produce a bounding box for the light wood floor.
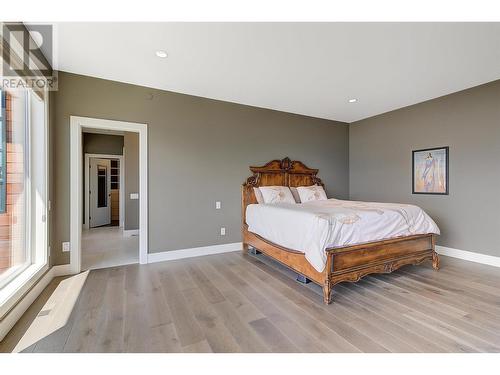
[82,226,139,271]
[1,252,499,353]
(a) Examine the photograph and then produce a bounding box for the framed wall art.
[412,146,449,195]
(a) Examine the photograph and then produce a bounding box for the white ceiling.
[48,22,500,122]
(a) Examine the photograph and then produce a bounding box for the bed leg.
[432,251,440,270]
[249,247,262,255]
[323,281,333,304]
[296,274,311,284]
[242,243,249,253]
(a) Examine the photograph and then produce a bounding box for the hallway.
[81,226,139,270]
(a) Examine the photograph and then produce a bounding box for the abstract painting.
[412,146,449,195]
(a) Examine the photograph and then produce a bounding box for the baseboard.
[52,264,74,277]
[436,245,500,268]
[0,264,73,342]
[148,242,242,264]
[123,229,139,237]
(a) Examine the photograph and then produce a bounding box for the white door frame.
[70,116,148,274]
[84,153,125,230]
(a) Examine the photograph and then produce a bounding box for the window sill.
[0,263,31,290]
[0,262,49,320]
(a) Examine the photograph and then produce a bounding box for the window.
[97,165,108,208]
[0,86,48,315]
[0,91,6,213]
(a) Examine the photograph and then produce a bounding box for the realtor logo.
[1,22,57,90]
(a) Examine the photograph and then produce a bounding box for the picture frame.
[412,146,449,195]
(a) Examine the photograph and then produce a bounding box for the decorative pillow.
[253,187,264,204]
[289,187,301,203]
[258,186,296,204]
[296,185,328,203]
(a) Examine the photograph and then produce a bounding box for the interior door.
[89,158,111,227]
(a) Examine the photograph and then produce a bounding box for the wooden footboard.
[322,234,438,304]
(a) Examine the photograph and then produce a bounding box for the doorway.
[90,158,112,227]
[82,151,135,270]
[70,116,148,274]
[84,154,124,229]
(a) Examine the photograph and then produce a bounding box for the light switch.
[220,227,226,236]
[216,201,221,209]
[62,242,70,252]
[130,193,139,200]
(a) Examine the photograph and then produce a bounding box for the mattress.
[245,198,440,272]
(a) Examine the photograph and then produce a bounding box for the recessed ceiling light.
[155,50,168,58]
[348,98,358,103]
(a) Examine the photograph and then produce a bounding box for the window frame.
[0,90,7,213]
[0,86,49,319]
[0,88,32,290]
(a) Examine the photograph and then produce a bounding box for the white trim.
[138,123,148,265]
[119,153,125,228]
[70,116,148,275]
[52,264,74,277]
[148,242,242,264]
[45,88,51,266]
[436,245,500,268]
[43,89,50,274]
[84,153,124,230]
[0,264,48,319]
[0,89,49,322]
[0,268,52,342]
[123,229,139,237]
[0,264,74,342]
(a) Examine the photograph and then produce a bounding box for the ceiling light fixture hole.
[155,50,168,58]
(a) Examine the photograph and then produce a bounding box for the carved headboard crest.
[243,157,324,188]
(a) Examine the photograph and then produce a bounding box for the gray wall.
[52,72,349,265]
[350,80,500,257]
[124,132,139,230]
[83,133,124,155]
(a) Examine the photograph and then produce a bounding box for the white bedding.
[246,198,440,272]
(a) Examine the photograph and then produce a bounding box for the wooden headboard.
[242,157,325,224]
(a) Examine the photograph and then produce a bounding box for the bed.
[242,157,440,304]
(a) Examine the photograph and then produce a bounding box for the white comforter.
[246,199,440,272]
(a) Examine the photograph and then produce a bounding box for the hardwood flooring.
[1,252,499,353]
[82,226,139,271]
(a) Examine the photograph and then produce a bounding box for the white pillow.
[258,186,296,204]
[253,187,264,204]
[296,185,328,203]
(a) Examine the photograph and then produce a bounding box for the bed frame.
[242,157,440,304]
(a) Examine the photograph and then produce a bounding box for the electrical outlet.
[62,242,70,252]
[220,227,226,236]
[215,201,221,209]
